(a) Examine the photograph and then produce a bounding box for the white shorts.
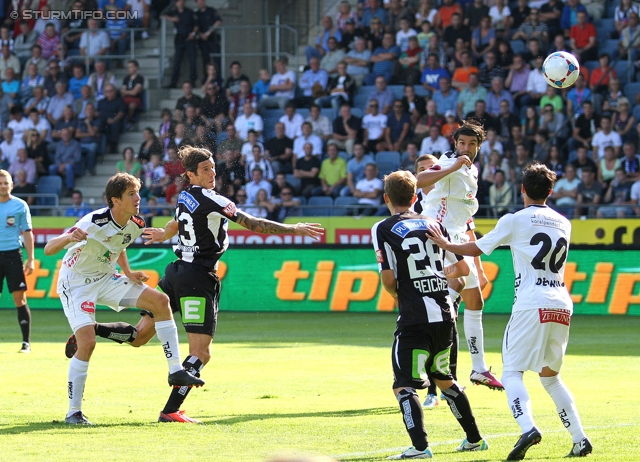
[502,308,571,373]
[450,230,479,290]
[58,271,147,333]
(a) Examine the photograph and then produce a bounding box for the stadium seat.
[583,60,599,73]
[510,40,526,55]
[633,104,640,121]
[263,109,284,119]
[320,108,336,119]
[285,173,301,191]
[600,40,619,58]
[333,196,359,216]
[357,85,375,97]
[624,82,640,99]
[305,196,333,216]
[415,86,429,97]
[297,108,310,119]
[595,18,616,33]
[296,196,307,205]
[388,85,405,100]
[614,61,633,84]
[263,117,280,140]
[354,94,369,109]
[351,107,364,118]
[36,176,62,196]
[376,150,401,166]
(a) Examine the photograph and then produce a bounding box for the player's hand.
[293,222,325,241]
[478,270,489,290]
[126,271,149,284]
[142,227,166,245]
[68,228,88,243]
[23,258,34,276]
[425,223,448,249]
[453,155,472,170]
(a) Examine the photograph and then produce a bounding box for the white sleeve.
[613,132,622,147]
[63,215,94,249]
[475,213,514,255]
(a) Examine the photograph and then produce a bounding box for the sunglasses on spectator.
[281,191,292,195]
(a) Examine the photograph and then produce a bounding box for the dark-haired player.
[68,146,324,423]
[427,162,592,460]
[45,173,204,425]
[372,170,488,459]
[416,119,503,391]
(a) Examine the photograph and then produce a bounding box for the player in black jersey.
[65,146,324,423]
[372,170,488,459]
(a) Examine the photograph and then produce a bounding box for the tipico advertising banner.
[2,247,640,316]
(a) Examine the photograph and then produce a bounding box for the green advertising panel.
[2,247,640,316]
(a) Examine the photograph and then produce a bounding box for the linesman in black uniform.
[371,170,488,459]
[65,145,324,423]
[164,0,198,88]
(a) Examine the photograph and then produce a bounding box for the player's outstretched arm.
[142,219,178,245]
[380,269,398,298]
[426,223,483,257]
[235,211,324,240]
[416,155,472,189]
[44,228,88,255]
[467,229,488,289]
[117,249,150,284]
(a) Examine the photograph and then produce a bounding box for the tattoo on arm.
[236,211,296,234]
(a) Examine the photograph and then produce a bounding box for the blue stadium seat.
[596,18,616,31]
[388,85,405,100]
[614,61,633,84]
[583,60,599,73]
[357,85,375,97]
[633,104,640,121]
[36,176,62,195]
[297,108,310,119]
[320,108,336,119]
[377,161,400,177]
[624,83,640,100]
[600,40,619,57]
[354,94,369,109]
[333,196,360,216]
[263,109,284,119]
[263,117,281,140]
[351,107,364,118]
[296,196,307,205]
[285,173,301,191]
[510,40,526,55]
[375,150,401,166]
[305,196,333,216]
[415,86,429,97]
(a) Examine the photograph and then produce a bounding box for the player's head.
[453,119,485,161]
[383,170,416,209]
[521,162,556,201]
[0,169,12,197]
[105,173,141,212]
[179,145,216,189]
[414,154,437,174]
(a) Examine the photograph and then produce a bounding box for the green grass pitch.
[0,310,639,461]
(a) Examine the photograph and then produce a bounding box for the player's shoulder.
[87,207,111,227]
[198,186,238,218]
[129,214,145,229]
[9,195,30,210]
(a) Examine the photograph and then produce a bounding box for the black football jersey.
[174,185,238,270]
[371,212,462,326]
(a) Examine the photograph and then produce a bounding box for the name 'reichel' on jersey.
[173,185,238,270]
[372,212,463,326]
[475,205,573,313]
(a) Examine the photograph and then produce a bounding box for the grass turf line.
[0,311,638,461]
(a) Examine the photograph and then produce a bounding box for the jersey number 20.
[530,232,567,273]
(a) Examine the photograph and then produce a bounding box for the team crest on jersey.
[6,215,15,226]
[391,219,430,237]
[178,191,199,212]
[122,233,132,244]
[222,202,237,218]
[81,301,95,313]
[375,249,384,263]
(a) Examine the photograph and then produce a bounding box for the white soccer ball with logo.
[542,52,580,89]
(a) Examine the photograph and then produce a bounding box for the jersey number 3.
[530,232,567,273]
[178,212,196,246]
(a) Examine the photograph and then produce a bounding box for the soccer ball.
[542,52,580,89]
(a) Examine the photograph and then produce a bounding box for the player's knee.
[440,381,464,398]
[394,387,417,401]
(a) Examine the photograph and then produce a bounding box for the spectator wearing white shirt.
[362,99,389,153]
[234,100,264,142]
[396,18,417,52]
[240,129,265,162]
[0,128,26,168]
[488,0,512,32]
[592,115,622,160]
[354,163,384,214]
[279,101,304,139]
[478,127,504,164]
[79,19,110,64]
[7,107,32,142]
[551,164,580,215]
[419,124,451,156]
[260,58,297,110]
[525,55,547,106]
[245,144,275,181]
[245,167,273,204]
[292,122,323,159]
[25,108,52,142]
[305,104,333,141]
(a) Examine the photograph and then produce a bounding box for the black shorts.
[0,249,27,293]
[391,321,455,390]
[157,260,220,337]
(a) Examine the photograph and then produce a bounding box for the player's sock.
[154,319,183,373]
[441,382,482,443]
[463,309,489,372]
[426,380,437,396]
[95,322,137,344]
[16,304,31,343]
[67,357,89,416]
[396,388,429,451]
[502,371,536,432]
[540,375,587,443]
[163,356,204,413]
[450,322,459,381]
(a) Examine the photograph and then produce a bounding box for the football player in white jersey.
[45,173,204,425]
[427,162,592,460]
[416,119,503,391]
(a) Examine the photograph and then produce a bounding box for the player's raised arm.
[44,227,88,256]
[142,219,179,245]
[416,155,472,189]
[235,210,324,240]
[426,223,483,257]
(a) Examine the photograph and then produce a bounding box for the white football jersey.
[59,208,145,279]
[475,204,573,313]
[422,151,479,237]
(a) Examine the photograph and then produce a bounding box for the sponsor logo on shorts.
[6,215,15,226]
[511,398,523,419]
[558,408,571,428]
[81,301,95,313]
[375,250,384,263]
[180,297,206,324]
[538,308,571,326]
[222,202,237,218]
